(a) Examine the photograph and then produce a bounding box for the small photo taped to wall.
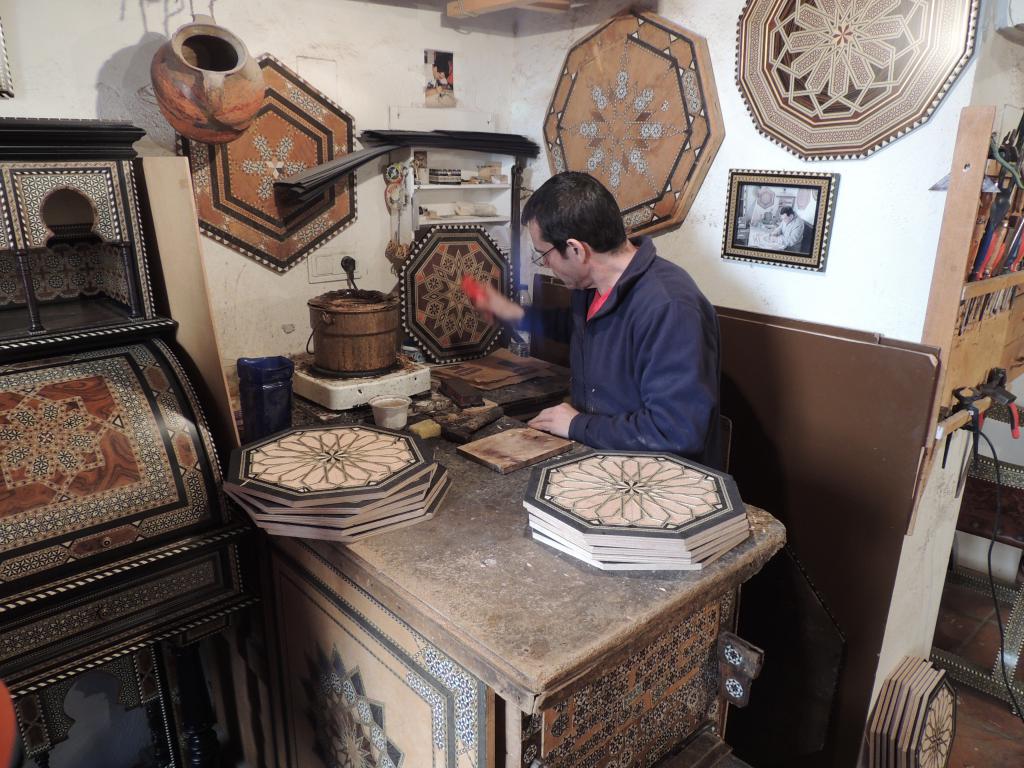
[425,50,455,108]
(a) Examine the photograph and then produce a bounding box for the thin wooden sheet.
[457,427,571,474]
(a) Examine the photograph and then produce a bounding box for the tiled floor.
[934,576,1024,767]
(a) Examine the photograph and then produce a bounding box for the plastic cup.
[369,396,411,430]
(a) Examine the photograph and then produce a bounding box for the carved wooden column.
[13,250,44,333]
[116,242,143,318]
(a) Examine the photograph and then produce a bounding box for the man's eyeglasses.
[530,244,558,267]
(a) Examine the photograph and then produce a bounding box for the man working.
[465,171,722,468]
[770,205,806,252]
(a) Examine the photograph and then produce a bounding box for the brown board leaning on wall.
[716,308,939,767]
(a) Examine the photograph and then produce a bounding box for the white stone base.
[293,359,432,411]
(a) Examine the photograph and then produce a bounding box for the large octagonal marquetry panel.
[182,55,356,272]
[737,0,979,159]
[526,450,745,540]
[400,226,511,363]
[543,10,724,236]
[226,425,432,508]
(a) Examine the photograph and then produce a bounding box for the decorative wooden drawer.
[0,338,234,602]
[0,538,246,692]
[269,538,492,768]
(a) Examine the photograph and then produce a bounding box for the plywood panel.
[139,156,239,450]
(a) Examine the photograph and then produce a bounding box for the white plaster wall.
[0,0,517,362]
[971,0,1024,115]
[510,0,977,343]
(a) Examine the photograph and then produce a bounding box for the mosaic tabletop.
[737,0,979,159]
[542,10,724,236]
[400,226,511,363]
[526,450,744,539]
[0,340,222,580]
[227,424,432,507]
[182,54,356,272]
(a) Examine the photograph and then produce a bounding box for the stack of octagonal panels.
[225,425,448,543]
[524,450,749,570]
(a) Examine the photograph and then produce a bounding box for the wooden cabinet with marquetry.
[0,119,255,767]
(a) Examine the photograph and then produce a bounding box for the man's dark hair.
[521,172,627,254]
[779,205,795,217]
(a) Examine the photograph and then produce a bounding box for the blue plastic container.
[236,356,294,443]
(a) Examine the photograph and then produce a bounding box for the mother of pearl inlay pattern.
[543,454,723,528]
[247,427,416,492]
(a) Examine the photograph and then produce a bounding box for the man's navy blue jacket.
[523,236,722,468]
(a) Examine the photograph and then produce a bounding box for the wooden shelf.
[961,269,1024,300]
[415,183,511,190]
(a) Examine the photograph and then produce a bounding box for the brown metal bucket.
[307,290,401,375]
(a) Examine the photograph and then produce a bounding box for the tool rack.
[924,105,1024,436]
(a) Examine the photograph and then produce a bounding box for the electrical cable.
[976,430,1024,724]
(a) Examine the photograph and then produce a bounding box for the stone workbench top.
[302,426,787,713]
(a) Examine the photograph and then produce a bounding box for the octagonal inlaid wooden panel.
[737,0,979,159]
[227,425,432,508]
[542,10,724,236]
[526,450,744,540]
[181,54,356,272]
[400,226,511,363]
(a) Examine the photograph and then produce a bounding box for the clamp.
[977,367,1020,439]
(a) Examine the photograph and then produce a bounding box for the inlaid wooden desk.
[266,436,785,768]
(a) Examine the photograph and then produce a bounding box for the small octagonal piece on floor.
[542,9,725,236]
[400,225,511,363]
[226,424,432,508]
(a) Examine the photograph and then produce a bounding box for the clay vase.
[150,15,265,144]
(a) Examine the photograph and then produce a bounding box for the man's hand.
[461,276,524,323]
[528,403,579,439]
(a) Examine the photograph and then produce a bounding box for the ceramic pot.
[150,15,265,144]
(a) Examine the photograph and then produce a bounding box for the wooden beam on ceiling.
[447,0,572,17]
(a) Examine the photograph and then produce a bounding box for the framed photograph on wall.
[722,169,838,271]
[424,49,455,108]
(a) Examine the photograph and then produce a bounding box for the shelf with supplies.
[406,149,515,235]
[414,182,511,190]
[923,104,1024,425]
[419,214,511,225]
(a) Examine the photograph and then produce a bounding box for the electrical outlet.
[308,251,350,284]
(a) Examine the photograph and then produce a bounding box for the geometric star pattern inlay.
[543,10,724,236]
[181,55,356,272]
[737,0,979,159]
[401,226,511,363]
[526,449,746,540]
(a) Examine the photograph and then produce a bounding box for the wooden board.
[139,156,239,450]
[457,427,571,474]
